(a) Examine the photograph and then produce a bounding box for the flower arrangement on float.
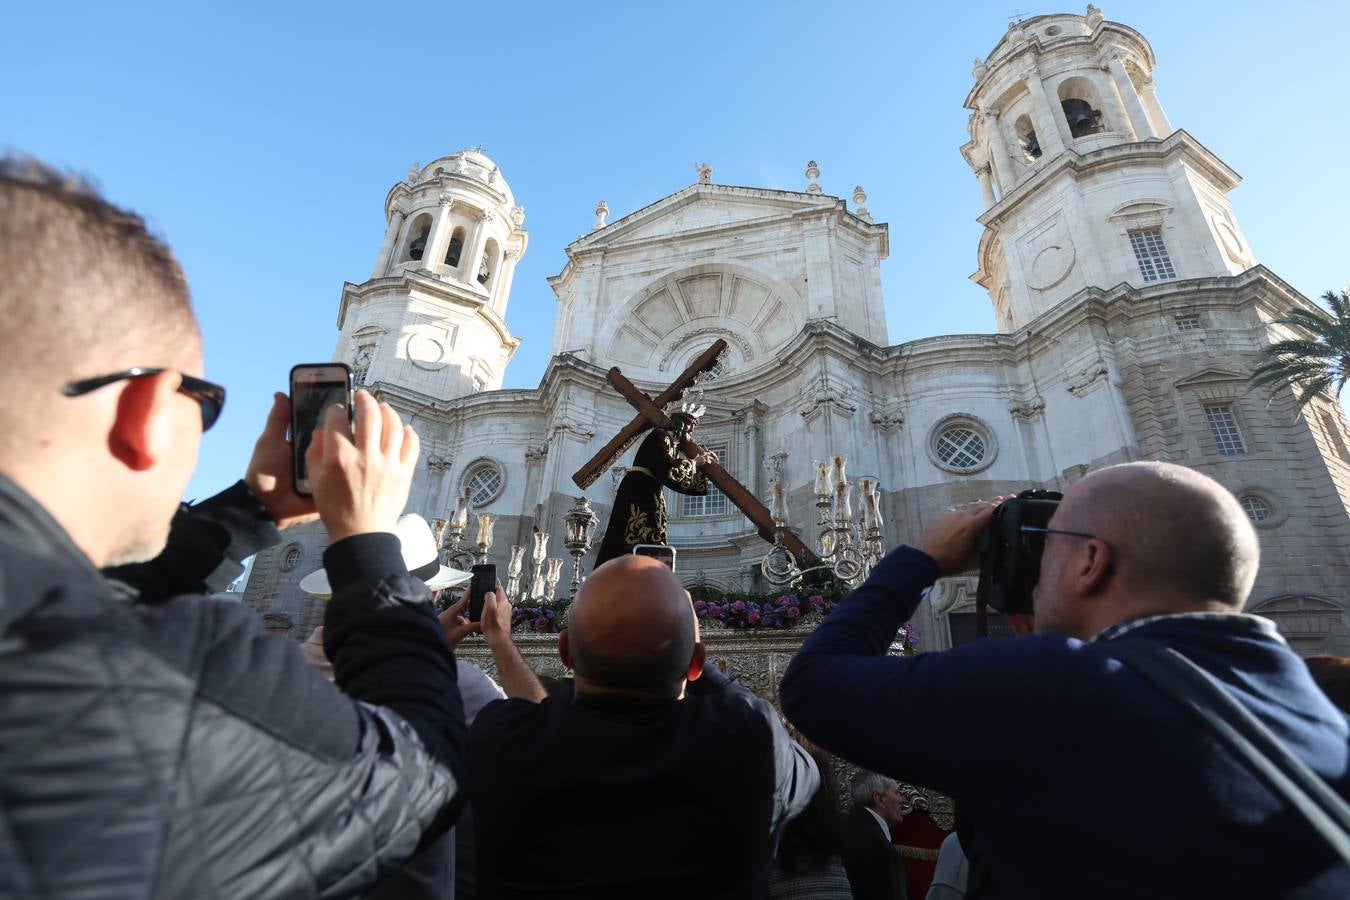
[507,586,919,652]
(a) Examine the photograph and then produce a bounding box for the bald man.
[468,555,818,899]
[781,462,1350,899]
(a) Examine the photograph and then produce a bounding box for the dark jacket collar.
[0,472,102,628]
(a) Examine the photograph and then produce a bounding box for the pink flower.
[776,595,791,607]
[533,616,551,631]
[708,604,724,619]
[786,607,801,619]
[808,594,824,607]
[747,611,762,625]
[693,600,707,612]
[731,600,746,614]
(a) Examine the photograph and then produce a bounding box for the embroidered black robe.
[593,427,708,568]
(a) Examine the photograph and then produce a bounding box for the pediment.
[572,185,836,250]
[1251,594,1343,615]
[1172,368,1247,389]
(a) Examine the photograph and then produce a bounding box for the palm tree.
[1250,289,1350,411]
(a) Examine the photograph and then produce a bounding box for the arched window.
[1058,77,1106,138]
[404,213,433,262]
[461,459,505,506]
[1014,114,1041,160]
[445,226,466,267]
[478,238,500,286]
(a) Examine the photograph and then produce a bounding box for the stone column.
[1139,77,1172,135]
[372,210,406,277]
[1107,56,1155,139]
[493,247,521,316]
[1097,66,1138,141]
[984,112,1017,197]
[975,164,997,207]
[1024,70,1068,156]
[423,198,455,272]
[465,210,495,291]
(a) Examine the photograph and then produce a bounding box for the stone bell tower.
[333,150,526,398]
[962,6,1257,332]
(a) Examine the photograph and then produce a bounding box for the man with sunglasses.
[0,156,468,898]
[781,461,1350,898]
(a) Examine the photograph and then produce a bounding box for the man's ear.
[685,641,707,682]
[1077,539,1114,595]
[108,371,183,472]
[558,629,572,668]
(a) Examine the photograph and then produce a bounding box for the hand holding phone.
[469,564,496,622]
[290,364,354,496]
[303,389,421,544]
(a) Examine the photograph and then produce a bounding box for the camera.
[974,489,1062,629]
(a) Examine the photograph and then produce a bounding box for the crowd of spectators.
[2,155,1348,899]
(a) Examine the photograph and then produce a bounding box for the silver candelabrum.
[760,455,885,587]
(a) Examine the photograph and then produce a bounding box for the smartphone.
[289,363,354,495]
[468,564,496,622]
[632,544,677,571]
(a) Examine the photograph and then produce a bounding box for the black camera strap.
[1101,639,1350,868]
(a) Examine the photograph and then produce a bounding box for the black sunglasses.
[1019,525,1102,558]
[62,368,226,432]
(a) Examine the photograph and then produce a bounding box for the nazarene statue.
[592,406,719,568]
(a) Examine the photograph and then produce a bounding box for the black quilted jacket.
[0,476,466,899]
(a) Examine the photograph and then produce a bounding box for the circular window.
[1239,494,1272,524]
[927,415,997,475]
[1045,25,1063,36]
[462,460,505,506]
[280,544,302,572]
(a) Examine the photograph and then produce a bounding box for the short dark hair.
[0,155,197,446]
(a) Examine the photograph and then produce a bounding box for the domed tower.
[962,6,1256,331]
[334,150,526,397]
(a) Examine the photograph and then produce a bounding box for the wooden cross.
[572,340,815,561]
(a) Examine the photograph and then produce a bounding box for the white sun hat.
[299,512,472,597]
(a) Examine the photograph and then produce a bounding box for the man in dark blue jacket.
[780,461,1350,898]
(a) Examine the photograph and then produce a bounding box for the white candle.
[834,480,853,523]
[832,454,848,488]
[533,530,550,563]
[860,479,877,529]
[451,490,470,529]
[476,513,494,549]
[771,478,787,525]
[813,460,830,496]
[871,484,884,528]
[508,545,526,578]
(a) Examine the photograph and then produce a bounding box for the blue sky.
[4,0,1347,500]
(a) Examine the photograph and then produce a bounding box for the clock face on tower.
[355,346,375,367]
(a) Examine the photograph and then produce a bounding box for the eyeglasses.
[63,368,226,432]
[1019,525,1103,559]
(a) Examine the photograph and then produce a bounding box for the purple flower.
[747,611,761,625]
[693,600,707,613]
[533,616,551,631]
[776,595,791,608]
[786,606,801,619]
[731,600,746,614]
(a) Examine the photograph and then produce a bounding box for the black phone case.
[289,363,354,496]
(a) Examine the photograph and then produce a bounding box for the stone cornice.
[338,272,520,351]
[965,18,1155,110]
[977,130,1240,232]
[563,183,885,262]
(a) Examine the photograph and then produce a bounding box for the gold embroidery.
[622,494,668,545]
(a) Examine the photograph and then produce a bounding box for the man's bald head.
[566,555,699,697]
[1055,461,1259,610]
[0,156,199,455]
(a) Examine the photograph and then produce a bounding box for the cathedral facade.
[244,8,1350,655]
